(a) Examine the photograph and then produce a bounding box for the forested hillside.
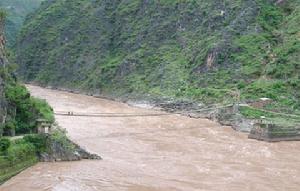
[15,0,300,115]
[0,10,54,183]
[1,7,53,142]
[0,0,43,45]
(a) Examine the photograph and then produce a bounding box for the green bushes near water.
[4,83,54,135]
[0,131,79,184]
[0,134,52,184]
[0,136,44,184]
[0,130,77,184]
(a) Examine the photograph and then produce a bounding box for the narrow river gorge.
[1,85,300,191]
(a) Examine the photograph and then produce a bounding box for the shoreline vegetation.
[0,126,101,185]
[0,10,100,185]
[0,9,46,184]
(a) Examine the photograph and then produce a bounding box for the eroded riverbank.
[1,85,300,191]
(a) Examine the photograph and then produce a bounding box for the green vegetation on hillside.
[15,0,300,118]
[240,106,300,127]
[0,0,43,45]
[0,8,54,184]
[0,8,54,137]
[4,83,54,134]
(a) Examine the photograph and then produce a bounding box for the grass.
[0,137,39,184]
[240,106,300,127]
[0,156,37,184]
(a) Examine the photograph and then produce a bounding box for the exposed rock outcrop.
[157,101,255,133]
[39,127,101,162]
[0,12,7,136]
[39,140,101,162]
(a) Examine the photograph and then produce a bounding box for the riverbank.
[0,126,101,185]
[28,83,300,142]
[2,84,300,191]
[0,139,38,184]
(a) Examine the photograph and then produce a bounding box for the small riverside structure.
[36,119,52,134]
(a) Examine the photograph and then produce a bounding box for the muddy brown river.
[1,85,300,191]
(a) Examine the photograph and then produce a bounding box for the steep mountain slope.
[1,9,97,184]
[1,11,52,183]
[16,0,300,114]
[0,0,43,45]
[0,10,53,137]
[0,11,8,135]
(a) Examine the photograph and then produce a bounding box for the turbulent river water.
[1,85,300,191]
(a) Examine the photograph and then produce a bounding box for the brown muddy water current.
[1,85,300,191]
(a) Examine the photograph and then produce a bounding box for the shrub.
[31,98,54,122]
[5,84,54,134]
[23,134,47,153]
[0,138,11,153]
[7,141,36,163]
[4,120,16,134]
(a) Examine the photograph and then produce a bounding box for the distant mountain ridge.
[15,0,300,114]
[0,0,43,45]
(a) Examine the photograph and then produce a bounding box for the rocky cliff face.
[0,11,55,137]
[0,13,7,135]
[15,0,300,113]
[39,128,101,162]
